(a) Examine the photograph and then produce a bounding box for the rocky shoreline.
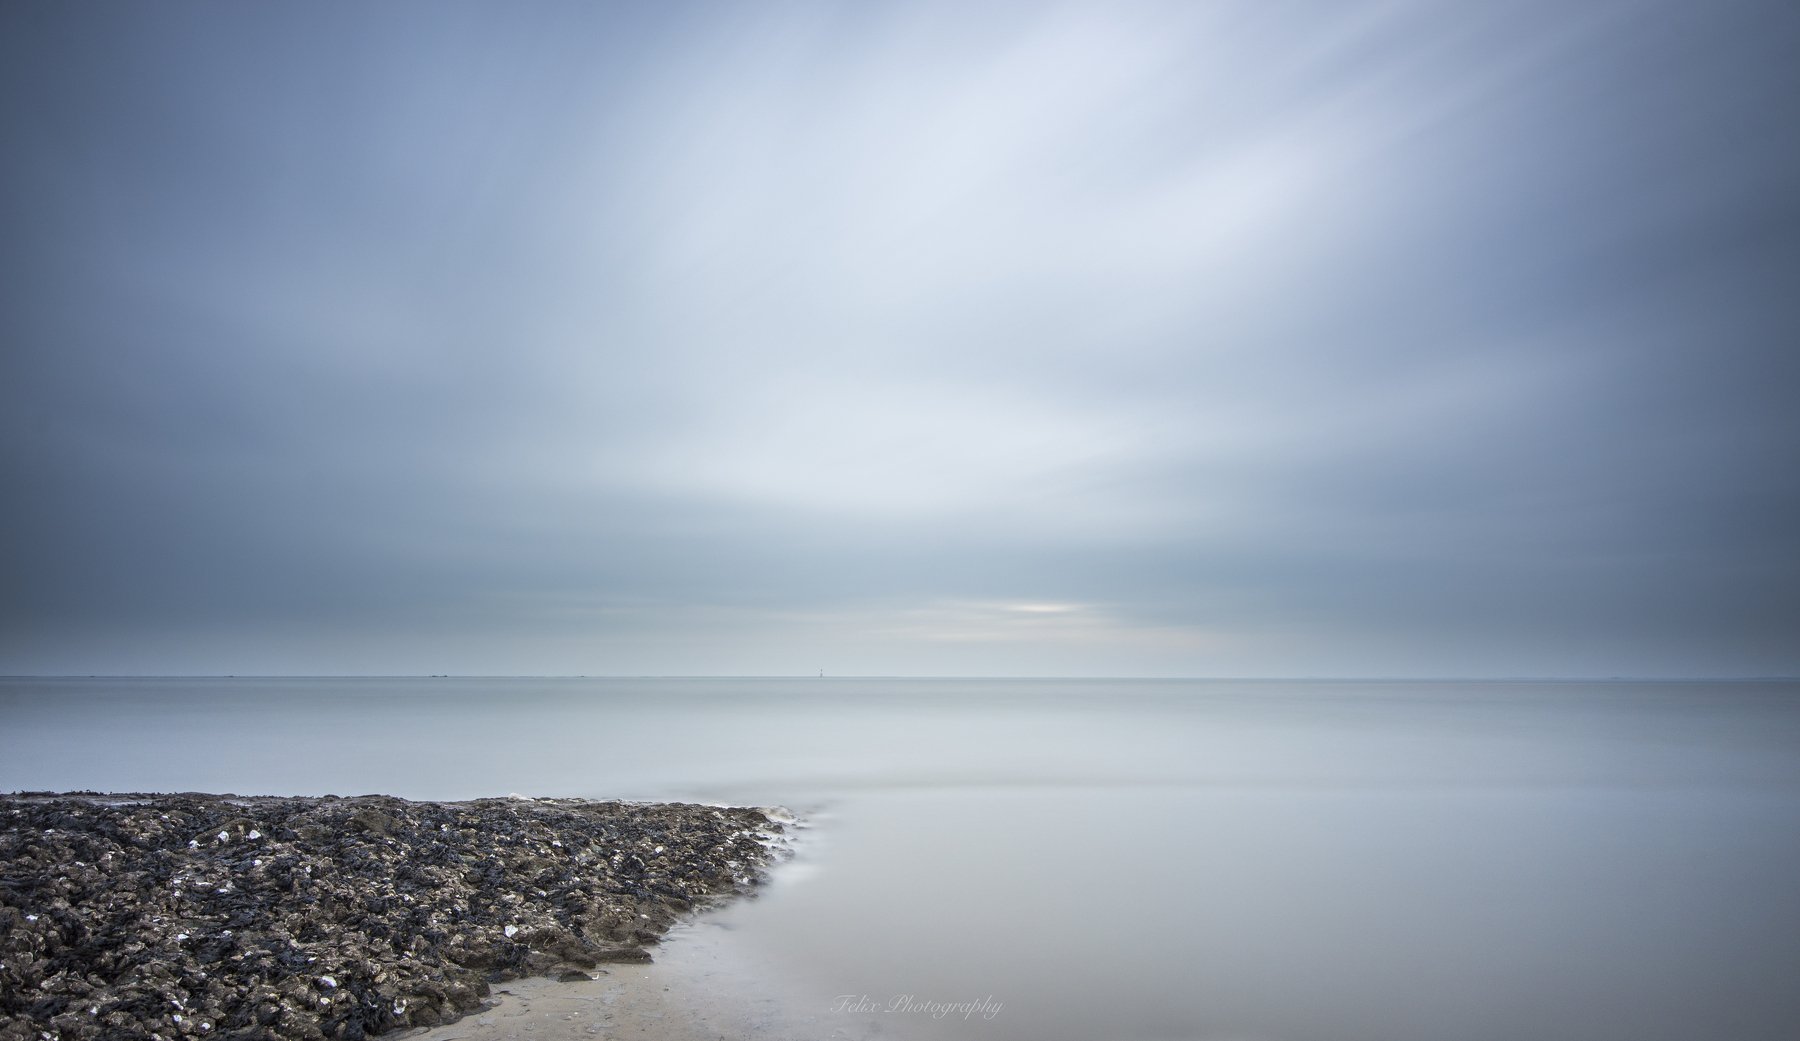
[0,792,788,1041]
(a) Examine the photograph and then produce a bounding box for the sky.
[2,0,1797,678]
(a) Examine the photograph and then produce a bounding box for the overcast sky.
[3,0,1797,677]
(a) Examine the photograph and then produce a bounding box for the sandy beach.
[0,792,789,1041]
[402,973,707,1041]
[395,935,858,1041]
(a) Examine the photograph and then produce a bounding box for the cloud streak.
[3,0,1797,676]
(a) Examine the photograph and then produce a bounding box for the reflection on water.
[5,677,1799,1040]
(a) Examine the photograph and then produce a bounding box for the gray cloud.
[3,0,1797,676]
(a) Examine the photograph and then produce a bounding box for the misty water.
[4,676,1799,1041]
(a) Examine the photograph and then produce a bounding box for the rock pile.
[0,792,786,1041]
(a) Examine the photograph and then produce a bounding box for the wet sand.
[400,917,859,1041]
[399,972,738,1041]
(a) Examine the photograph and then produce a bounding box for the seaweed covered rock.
[0,793,785,1040]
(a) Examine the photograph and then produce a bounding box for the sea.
[4,676,1799,1041]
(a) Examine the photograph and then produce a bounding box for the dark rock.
[346,809,403,839]
[0,792,786,1041]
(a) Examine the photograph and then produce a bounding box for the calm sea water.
[4,676,1800,1041]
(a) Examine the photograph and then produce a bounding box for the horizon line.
[4,673,1797,683]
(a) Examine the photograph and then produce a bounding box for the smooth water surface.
[5,676,1799,1040]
